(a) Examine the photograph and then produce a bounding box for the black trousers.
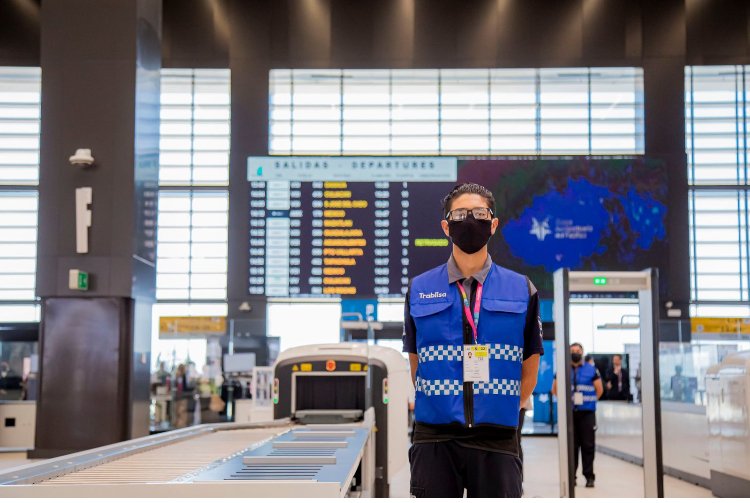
[573,410,596,480]
[409,441,523,498]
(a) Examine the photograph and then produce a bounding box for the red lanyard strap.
[456,281,483,344]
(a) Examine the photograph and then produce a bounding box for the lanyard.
[571,366,578,389]
[456,281,483,344]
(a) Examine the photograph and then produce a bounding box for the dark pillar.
[642,0,690,318]
[226,0,271,330]
[34,0,161,457]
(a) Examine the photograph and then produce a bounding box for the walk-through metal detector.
[553,269,664,498]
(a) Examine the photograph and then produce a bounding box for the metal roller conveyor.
[0,416,376,498]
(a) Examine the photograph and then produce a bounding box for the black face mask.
[571,353,583,364]
[448,215,492,254]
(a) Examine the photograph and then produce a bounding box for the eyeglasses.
[445,207,494,222]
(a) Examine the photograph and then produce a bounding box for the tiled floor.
[390,437,713,498]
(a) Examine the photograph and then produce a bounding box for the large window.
[0,67,41,321]
[686,66,750,312]
[269,67,644,156]
[157,69,230,302]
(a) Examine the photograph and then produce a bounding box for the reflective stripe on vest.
[410,262,528,427]
[418,343,523,363]
[416,377,521,397]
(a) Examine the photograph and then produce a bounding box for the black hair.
[441,183,496,218]
[570,342,584,351]
[584,354,594,363]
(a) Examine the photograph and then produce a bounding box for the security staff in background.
[605,354,630,401]
[403,183,543,498]
[552,343,604,488]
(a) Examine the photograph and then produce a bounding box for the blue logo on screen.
[502,178,666,272]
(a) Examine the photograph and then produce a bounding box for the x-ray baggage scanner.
[553,269,664,498]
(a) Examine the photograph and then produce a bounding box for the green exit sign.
[68,269,89,291]
[593,277,608,286]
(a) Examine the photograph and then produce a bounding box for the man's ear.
[441,219,450,237]
[490,217,499,235]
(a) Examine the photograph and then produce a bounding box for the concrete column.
[34,0,161,457]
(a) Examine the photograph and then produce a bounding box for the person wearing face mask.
[402,183,543,498]
[551,343,604,488]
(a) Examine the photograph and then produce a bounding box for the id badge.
[463,344,490,382]
[573,392,584,405]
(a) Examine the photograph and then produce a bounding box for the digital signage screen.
[246,157,668,298]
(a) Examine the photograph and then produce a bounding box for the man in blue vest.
[402,183,543,498]
[552,342,604,488]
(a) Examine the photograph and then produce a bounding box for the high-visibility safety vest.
[571,364,599,411]
[409,262,528,428]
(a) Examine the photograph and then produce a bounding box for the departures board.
[247,157,458,298]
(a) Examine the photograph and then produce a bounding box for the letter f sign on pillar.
[75,187,92,253]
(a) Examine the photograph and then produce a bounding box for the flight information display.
[247,156,669,299]
[247,157,457,297]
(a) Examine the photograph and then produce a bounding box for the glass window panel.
[156,288,190,300]
[0,190,38,302]
[159,137,192,151]
[159,167,192,184]
[156,258,190,273]
[491,137,537,152]
[160,152,192,166]
[343,107,391,121]
[188,289,227,300]
[191,197,227,214]
[491,122,536,135]
[156,274,190,289]
[270,122,292,136]
[541,122,589,135]
[270,67,642,155]
[695,290,742,301]
[590,138,638,152]
[190,242,228,258]
[193,107,230,121]
[292,121,340,136]
[694,276,742,291]
[190,258,227,273]
[687,66,750,306]
[441,122,489,136]
[192,122,230,136]
[441,137,490,153]
[540,137,589,152]
[0,290,36,301]
[292,107,341,121]
[0,304,40,323]
[192,152,229,165]
[189,273,227,289]
[159,69,230,188]
[160,107,192,120]
[157,243,191,258]
[391,107,439,121]
[191,167,229,185]
[157,228,191,242]
[391,122,439,136]
[291,138,341,153]
[191,228,229,243]
[341,138,391,153]
[690,304,750,318]
[342,122,390,136]
[0,259,36,273]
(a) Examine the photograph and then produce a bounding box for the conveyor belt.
[40,428,287,485]
[0,418,375,498]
